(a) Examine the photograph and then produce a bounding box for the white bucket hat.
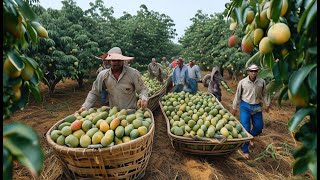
[246,64,260,71]
[106,47,134,61]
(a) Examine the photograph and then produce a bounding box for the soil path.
[8,71,312,180]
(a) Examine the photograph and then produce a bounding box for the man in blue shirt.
[185,60,201,94]
[172,57,189,92]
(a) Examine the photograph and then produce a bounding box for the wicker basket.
[159,93,253,156]
[147,79,168,112]
[165,74,173,94]
[46,108,155,179]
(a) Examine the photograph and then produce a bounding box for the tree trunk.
[77,75,84,89]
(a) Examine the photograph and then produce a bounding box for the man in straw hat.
[79,47,148,111]
[231,64,270,159]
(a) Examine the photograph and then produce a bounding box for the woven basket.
[46,108,155,179]
[165,74,173,94]
[147,79,168,112]
[159,93,253,156]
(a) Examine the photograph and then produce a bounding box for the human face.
[102,60,107,65]
[178,57,183,66]
[152,58,156,64]
[110,60,124,71]
[248,70,258,80]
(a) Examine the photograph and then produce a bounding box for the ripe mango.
[99,121,110,132]
[73,129,85,139]
[92,131,104,144]
[137,126,148,136]
[70,120,82,131]
[110,117,121,130]
[80,134,91,148]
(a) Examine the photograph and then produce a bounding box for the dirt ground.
[7,71,314,180]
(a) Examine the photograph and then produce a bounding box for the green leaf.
[7,50,25,71]
[269,0,282,22]
[29,84,42,102]
[26,22,38,44]
[288,64,316,95]
[298,0,316,32]
[277,85,288,107]
[307,46,317,55]
[307,67,317,95]
[14,0,38,21]
[245,51,261,67]
[3,147,13,180]
[3,122,44,176]
[308,152,317,178]
[263,52,274,69]
[288,107,315,131]
[3,122,38,142]
[258,68,273,79]
[293,156,310,175]
[278,60,289,84]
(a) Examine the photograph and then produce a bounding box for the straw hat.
[105,47,134,61]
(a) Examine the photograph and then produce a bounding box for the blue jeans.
[101,88,107,105]
[240,100,263,154]
[184,79,197,94]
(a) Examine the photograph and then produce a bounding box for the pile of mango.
[50,106,152,148]
[161,91,248,139]
[141,74,164,96]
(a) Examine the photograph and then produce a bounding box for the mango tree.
[3,0,45,179]
[225,0,317,178]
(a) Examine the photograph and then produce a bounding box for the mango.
[50,130,61,142]
[65,134,79,148]
[80,135,91,148]
[115,126,125,138]
[56,135,65,145]
[61,126,72,136]
[70,120,82,131]
[92,131,104,144]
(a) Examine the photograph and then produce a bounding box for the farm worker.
[169,57,179,69]
[95,53,111,106]
[231,64,270,159]
[208,66,224,101]
[202,74,211,87]
[184,59,201,94]
[172,57,190,92]
[148,57,164,83]
[161,56,170,67]
[79,47,148,111]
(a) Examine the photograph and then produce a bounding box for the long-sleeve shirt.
[82,65,148,110]
[232,76,270,110]
[187,65,201,81]
[172,65,189,86]
[96,64,110,75]
[148,63,163,79]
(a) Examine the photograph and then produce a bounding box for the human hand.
[137,99,148,109]
[77,106,86,113]
[230,109,237,115]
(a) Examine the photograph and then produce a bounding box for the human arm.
[80,71,105,111]
[195,66,201,81]
[134,70,149,109]
[231,81,243,114]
